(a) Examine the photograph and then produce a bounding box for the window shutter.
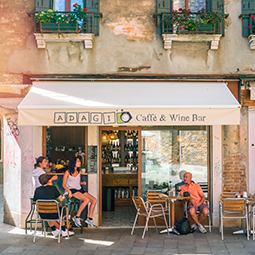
[242,0,255,37]
[207,0,224,35]
[35,0,53,12]
[84,0,100,36]
[156,0,172,35]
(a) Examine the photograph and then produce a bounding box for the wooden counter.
[102,173,138,206]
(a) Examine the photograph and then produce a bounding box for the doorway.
[99,127,141,227]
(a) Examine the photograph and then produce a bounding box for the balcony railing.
[154,11,228,35]
[28,11,102,34]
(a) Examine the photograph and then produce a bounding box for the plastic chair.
[33,199,69,243]
[220,198,249,240]
[131,196,169,239]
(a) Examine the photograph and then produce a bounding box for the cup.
[243,191,248,198]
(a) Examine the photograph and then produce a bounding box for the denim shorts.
[188,203,208,213]
[70,188,85,194]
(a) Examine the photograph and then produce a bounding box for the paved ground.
[0,186,255,255]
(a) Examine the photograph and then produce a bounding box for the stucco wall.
[1,0,254,76]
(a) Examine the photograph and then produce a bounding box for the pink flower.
[73,3,77,7]
[252,15,255,19]
[213,18,215,21]
[249,25,252,29]
[84,8,87,11]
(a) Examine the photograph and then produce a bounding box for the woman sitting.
[63,157,97,228]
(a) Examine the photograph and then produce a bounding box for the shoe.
[72,216,82,227]
[85,218,97,228]
[52,229,60,237]
[191,223,197,231]
[62,229,75,237]
[198,224,207,234]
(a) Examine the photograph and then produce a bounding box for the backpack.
[175,217,192,235]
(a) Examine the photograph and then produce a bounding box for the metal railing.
[27,11,102,34]
[154,11,228,35]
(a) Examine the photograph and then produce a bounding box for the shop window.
[155,0,225,35]
[241,0,255,37]
[34,0,100,35]
[141,126,208,200]
[46,126,86,171]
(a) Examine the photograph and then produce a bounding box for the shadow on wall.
[0,162,3,185]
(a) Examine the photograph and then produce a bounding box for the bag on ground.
[175,217,191,235]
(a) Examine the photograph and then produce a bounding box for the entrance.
[99,127,141,227]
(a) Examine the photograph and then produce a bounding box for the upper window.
[34,0,100,35]
[241,0,255,37]
[155,0,225,35]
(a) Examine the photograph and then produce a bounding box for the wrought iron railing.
[154,11,228,35]
[27,11,102,34]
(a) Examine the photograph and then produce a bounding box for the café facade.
[3,79,240,227]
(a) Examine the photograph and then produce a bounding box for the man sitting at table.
[180,172,209,234]
[33,174,74,237]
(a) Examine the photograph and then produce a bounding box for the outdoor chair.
[252,204,255,240]
[184,200,211,232]
[131,196,169,239]
[33,199,69,243]
[25,197,43,234]
[219,198,249,240]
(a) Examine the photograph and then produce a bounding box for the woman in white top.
[32,156,58,188]
[63,157,97,228]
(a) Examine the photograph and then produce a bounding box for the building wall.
[0,0,252,228]
[0,0,253,76]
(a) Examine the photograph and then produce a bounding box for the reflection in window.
[141,127,208,199]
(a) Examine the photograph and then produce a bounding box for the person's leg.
[198,205,209,224]
[189,206,201,226]
[73,192,90,217]
[82,192,97,218]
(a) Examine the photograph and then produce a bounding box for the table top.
[167,196,190,201]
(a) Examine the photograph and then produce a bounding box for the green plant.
[163,8,225,32]
[34,3,87,24]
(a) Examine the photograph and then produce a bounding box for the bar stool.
[68,197,84,233]
[25,197,43,234]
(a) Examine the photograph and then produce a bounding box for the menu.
[88,146,97,173]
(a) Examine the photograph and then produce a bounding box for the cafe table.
[160,195,190,235]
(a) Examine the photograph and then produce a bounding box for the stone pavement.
[0,224,254,255]
[0,185,255,255]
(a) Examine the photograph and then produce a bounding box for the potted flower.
[163,8,225,34]
[34,3,87,33]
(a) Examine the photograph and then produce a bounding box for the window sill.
[34,33,94,49]
[162,34,222,50]
[248,35,255,50]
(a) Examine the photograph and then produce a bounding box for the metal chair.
[220,198,249,240]
[131,196,169,239]
[25,197,43,234]
[184,200,211,232]
[33,199,69,243]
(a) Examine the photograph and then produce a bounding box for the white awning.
[18,81,240,126]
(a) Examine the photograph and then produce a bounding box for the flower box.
[40,23,78,33]
[197,23,214,32]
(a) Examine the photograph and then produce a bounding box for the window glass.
[54,0,83,11]
[141,126,208,199]
[173,0,206,11]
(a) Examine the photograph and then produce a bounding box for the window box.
[40,22,78,33]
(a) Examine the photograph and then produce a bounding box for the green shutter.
[207,0,224,35]
[156,0,172,35]
[84,0,100,36]
[242,0,255,37]
[35,0,53,12]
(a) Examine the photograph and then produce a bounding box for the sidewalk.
[0,224,254,254]
[0,187,255,254]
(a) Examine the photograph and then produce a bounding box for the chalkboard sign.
[88,146,97,173]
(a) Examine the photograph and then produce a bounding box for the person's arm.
[80,172,87,185]
[50,175,58,183]
[197,184,206,206]
[62,171,72,198]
